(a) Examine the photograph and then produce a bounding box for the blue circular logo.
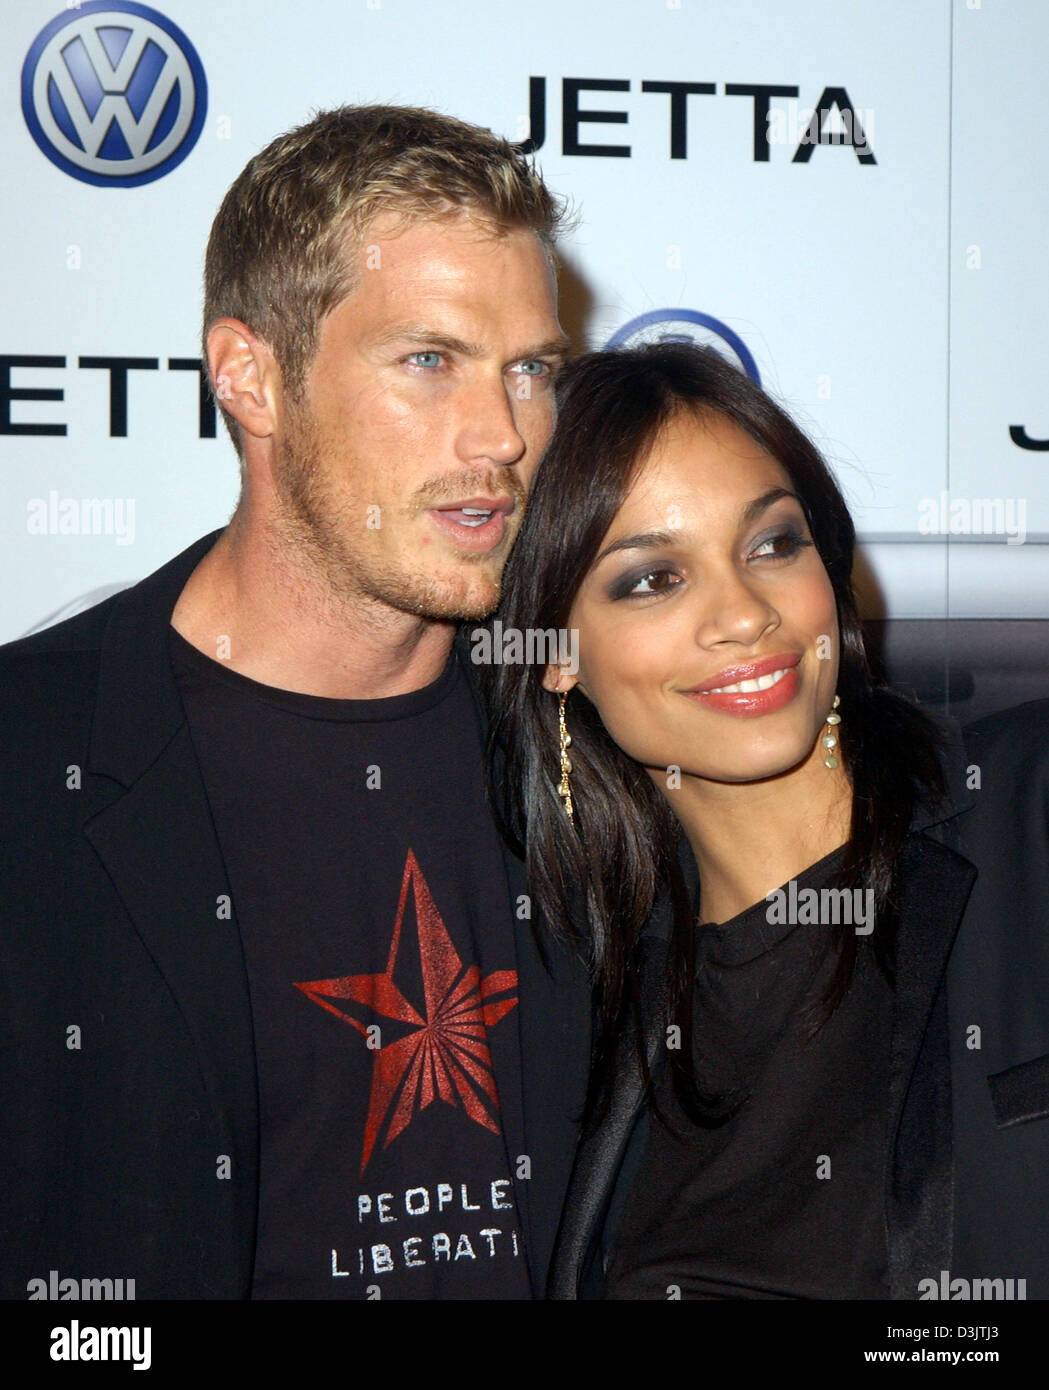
[21,2,207,188]
[605,309,761,385]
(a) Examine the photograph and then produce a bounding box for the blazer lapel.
[887,832,977,1298]
[509,845,591,1294]
[82,530,259,1282]
[548,895,674,1299]
[83,730,259,1274]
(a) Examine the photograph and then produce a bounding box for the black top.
[170,627,530,1300]
[605,848,893,1299]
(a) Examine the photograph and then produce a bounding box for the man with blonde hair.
[0,106,587,1300]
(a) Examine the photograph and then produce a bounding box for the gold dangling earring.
[822,694,841,769]
[557,691,574,822]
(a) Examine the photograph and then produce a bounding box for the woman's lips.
[683,654,802,716]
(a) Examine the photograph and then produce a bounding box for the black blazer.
[550,703,1049,1299]
[0,531,590,1299]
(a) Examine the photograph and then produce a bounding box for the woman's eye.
[618,569,681,598]
[751,527,812,560]
[407,351,443,369]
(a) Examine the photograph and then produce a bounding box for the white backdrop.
[3,0,1047,637]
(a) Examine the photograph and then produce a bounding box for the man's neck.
[170,519,457,699]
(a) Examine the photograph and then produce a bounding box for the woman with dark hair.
[485,342,1049,1300]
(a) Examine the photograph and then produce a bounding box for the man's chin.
[377,567,502,623]
[418,586,502,624]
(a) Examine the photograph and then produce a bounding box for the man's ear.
[542,664,578,695]
[206,319,280,442]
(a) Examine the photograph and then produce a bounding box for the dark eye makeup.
[606,523,814,601]
[748,523,814,561]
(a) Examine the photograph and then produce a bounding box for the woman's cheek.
[588,673,668,769]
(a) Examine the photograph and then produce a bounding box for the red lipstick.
[683,652,802,717]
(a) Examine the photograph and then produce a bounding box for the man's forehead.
[348,205,548,267]
[327,208,561,344]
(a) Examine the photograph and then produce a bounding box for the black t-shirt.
[169,628,531,1300]
[605,848,893,1299]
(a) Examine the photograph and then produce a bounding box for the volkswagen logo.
[605,309,761,385]
[21,2,207,188]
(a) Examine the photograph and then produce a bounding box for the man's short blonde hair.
[203,104,565,449]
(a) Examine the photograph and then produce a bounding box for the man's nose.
[455,373,528,467]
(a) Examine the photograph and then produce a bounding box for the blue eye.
[407,351,443,369]
[516,359,548,376]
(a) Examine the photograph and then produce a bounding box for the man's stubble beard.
[271,402,526,622]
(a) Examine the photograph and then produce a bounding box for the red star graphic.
[294,849,518,1175]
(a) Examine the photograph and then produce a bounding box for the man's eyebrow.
[593,490,802,566]
[370,326,571,362]
[522,336,572,361]
[372,327,483,355]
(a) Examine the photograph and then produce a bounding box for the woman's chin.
[652,738,828,790]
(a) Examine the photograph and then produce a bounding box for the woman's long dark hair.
[484,343,945,1117]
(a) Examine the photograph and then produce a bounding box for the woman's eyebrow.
[740,487,801,527]
[594,530,677,565]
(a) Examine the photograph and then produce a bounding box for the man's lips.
[431,495,515,521]
[427,496,515,552]
[682,652,802,716]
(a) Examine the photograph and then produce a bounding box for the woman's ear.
[542,664,578,695]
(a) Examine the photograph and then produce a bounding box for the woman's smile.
[681,651,802,715]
